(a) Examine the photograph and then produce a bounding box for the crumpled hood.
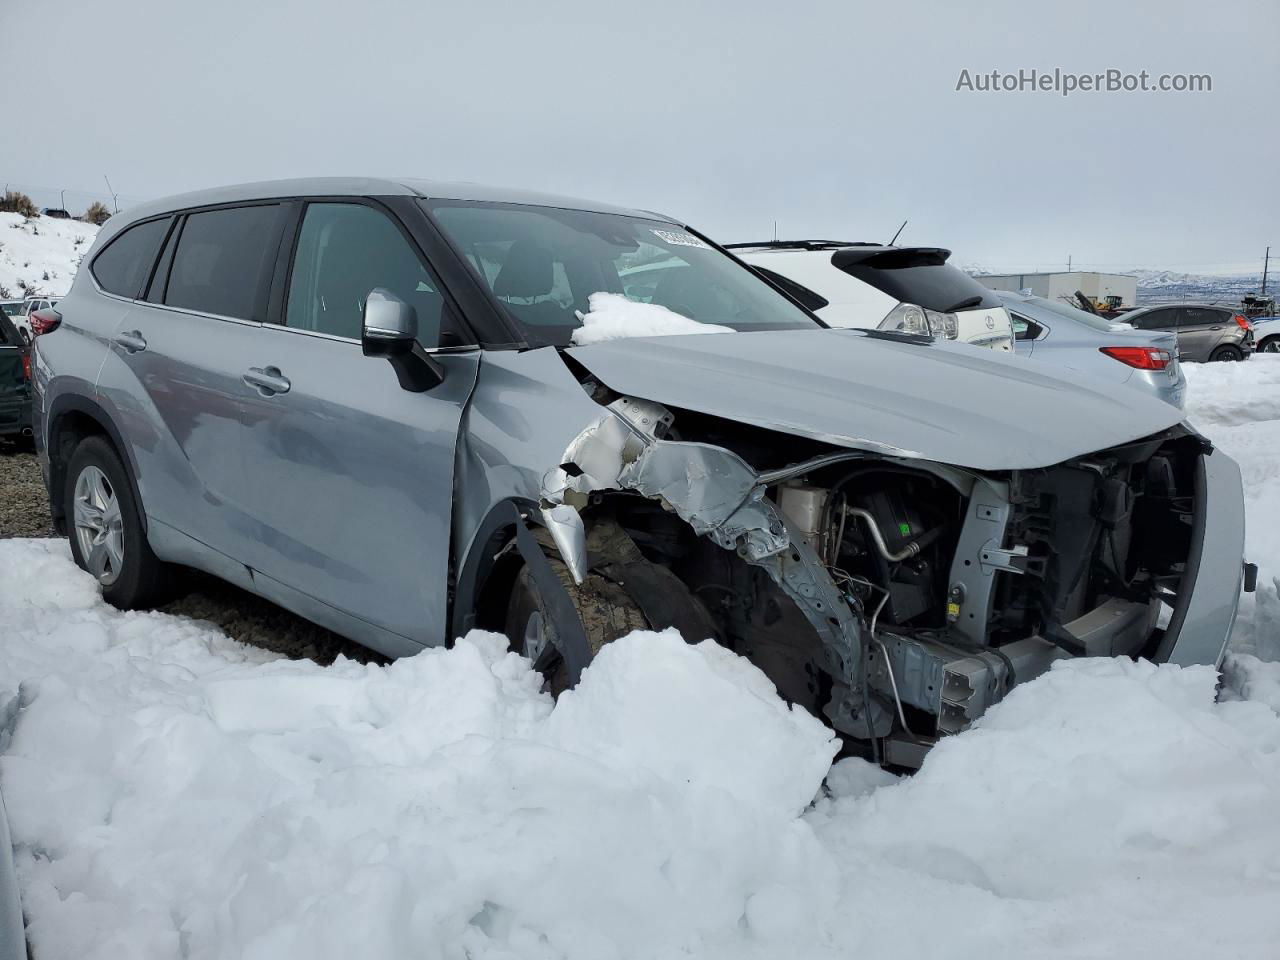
[566,328,1186,470]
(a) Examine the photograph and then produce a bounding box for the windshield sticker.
[652,228,709,249]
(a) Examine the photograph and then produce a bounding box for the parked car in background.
[1251,315,1279,354]
[1121,303,1255,362]
[31,178,1250,769]
[1001,291,1186,408]
[22,297,59,316]
[40,208,73,220]
[15,297,59,341]
[726,241,1015,352]
[0,310,32,443]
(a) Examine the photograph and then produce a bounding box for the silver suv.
[32,178,1252,766]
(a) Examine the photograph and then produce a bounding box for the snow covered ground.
[0,213,98,301]
[2,358,1280,959]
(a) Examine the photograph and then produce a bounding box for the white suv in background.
[727,241,1014,351]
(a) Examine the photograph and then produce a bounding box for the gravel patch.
[0,443,53,538]
[158,575,382,666]
[0,445,379,665]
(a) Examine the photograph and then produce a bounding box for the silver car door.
[236,200,479,653]
[94,207,287,565]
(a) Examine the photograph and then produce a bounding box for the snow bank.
[1183,355,1280,660]
[3,538,1280,958]
[569,292,734,345]
[0,213,98,301]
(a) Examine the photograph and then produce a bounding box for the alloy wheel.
[73,464,125,585]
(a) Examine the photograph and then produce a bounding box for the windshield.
[422,201,822,346]
[1023,294,1118,332]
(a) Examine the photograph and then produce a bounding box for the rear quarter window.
[90,217,171,299]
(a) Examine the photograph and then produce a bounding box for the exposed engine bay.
[537,388,1212,768]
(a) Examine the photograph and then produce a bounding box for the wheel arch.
[451,497,536,642]
[46,394,146,537]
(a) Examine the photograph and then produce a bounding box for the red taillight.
[29,308,61,336]
[1234,314,1252,331]
[21,354,31,380]
[1100,346,1172,370]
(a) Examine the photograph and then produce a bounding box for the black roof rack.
[723,240,883,251]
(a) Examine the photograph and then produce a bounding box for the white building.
[976,271,1138,308]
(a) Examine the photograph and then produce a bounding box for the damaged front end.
[539,394,1249,767]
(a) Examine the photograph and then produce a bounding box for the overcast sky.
[2,0,1276,274]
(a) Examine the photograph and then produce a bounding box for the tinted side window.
[90,218,170,298]
[165,205,283,321]
[1180,307,1215,327]
[1134,308,1177,330]
[285,203,444,344]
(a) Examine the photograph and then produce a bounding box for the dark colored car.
[0,311,32,443]
[1121,303,1255,362]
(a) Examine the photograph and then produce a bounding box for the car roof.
[100,177,677,242]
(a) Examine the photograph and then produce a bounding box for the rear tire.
[1210,345,1243,362]
[64,436,172,608]
[1259,336,1280,355]
[505,553,648,694]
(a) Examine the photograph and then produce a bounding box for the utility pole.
[60,189,66,211]
[1262,246,1271,297]
[103,175,118,214]
[1068,254,1072,272]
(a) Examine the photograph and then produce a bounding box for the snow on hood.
[568,328,1187,470]
[3,538,1280,958]
[569,292,734,345]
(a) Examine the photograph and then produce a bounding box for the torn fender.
[540,397,888,738]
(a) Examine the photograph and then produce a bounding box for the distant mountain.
[965,264,1272,309]
[1126,269,1269,306]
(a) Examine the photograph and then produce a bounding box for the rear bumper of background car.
[1156,448,1249,669]
[0,396,31,438]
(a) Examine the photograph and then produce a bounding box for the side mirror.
[361,287,445,393]
[362,287,418,357]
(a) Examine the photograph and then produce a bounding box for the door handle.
[113,330,147,353]
[243,366,291,395]
[1210,325,1223,330]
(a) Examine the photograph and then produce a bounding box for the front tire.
[65,436,171,608]
[1210,345,1243,362]
[505,553,648,694]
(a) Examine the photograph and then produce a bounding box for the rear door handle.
[243,366,291,395]
[1210,325,1223,330]
[113,330,147,353]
